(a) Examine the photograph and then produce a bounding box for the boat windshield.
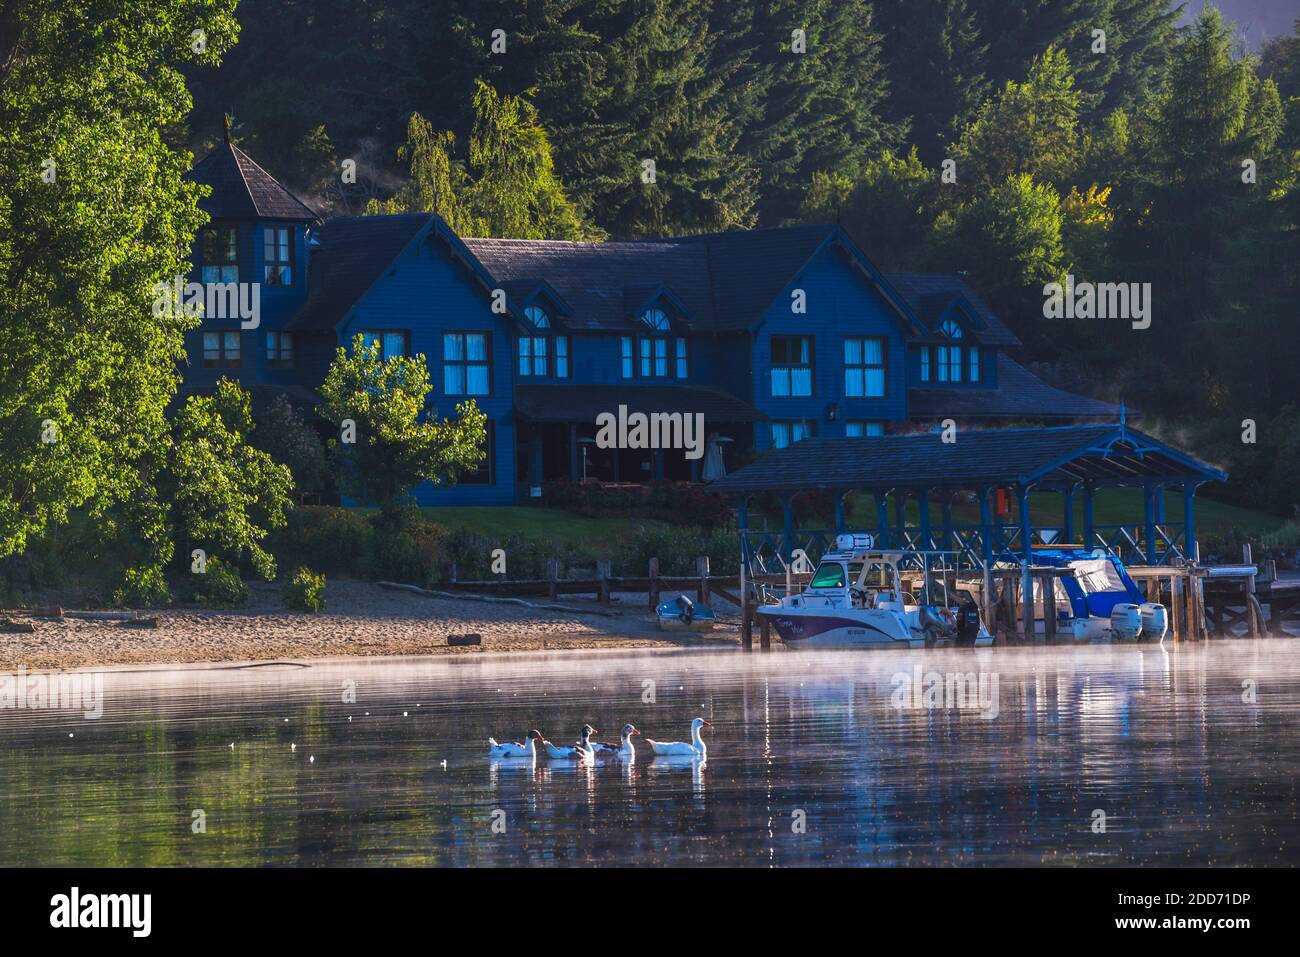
[809,562,846,588]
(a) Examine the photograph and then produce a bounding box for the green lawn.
[417,506,671,548]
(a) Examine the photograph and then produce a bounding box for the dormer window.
[518,305,569,378]
[263,225,293,286]
[201,227,239,283]
[920,317,980,384]
[620,307,684,379]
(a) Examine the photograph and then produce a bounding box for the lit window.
[202,331,241,368]
[920,348,931,382]
[844,337,885,397]
[771,336,813,397]
[771,420,813,449]
[360,331,408,359]
[675,338,688,378]
[444,332,489,395]
[263,226,292,286]
[621,337,634,378]
[555,336,570,378]
[640,308,670,331]
[969,346,980,382]
[201,227,239,284]
[845,421,885,437]
[266,331,294,367]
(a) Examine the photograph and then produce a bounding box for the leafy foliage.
[318,335,488,510]
[0,0,238,557]
[183,556,248,608]
[281,566,326,612]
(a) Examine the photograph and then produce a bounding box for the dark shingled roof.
[462,238,712,331]
[288,214,436,331]
[514,384,764,423]
[187,143,317,222]
[886,272,1021,347]
[708,424,1226,494]
[908,354,1122,420]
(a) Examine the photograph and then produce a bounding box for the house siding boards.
[179,143,1123,508]
[752,246,909,448]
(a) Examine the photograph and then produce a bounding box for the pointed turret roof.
[187,141,317,222]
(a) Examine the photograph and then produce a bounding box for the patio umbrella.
[702,433,730,481]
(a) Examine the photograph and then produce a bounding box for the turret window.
[263,226,293,286]
[201,227,239,283]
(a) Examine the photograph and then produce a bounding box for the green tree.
[948,45,1084,197]
[927,173,1066,311]
[0,0,239,558]
[800,149,939,269]
[370,84,597,240]
[318,335,488,510]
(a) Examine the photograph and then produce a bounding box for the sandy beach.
[0,580,738,671]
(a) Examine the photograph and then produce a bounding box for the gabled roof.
[886,272,1021,347]
[288,214,436,331]
[908,354,1122,420]
[708,424,1226,494]
[187,143,318,222]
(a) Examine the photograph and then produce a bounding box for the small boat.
[656,594,716,632]
[996,547,1169,642]
[755,535,992,649]
[646,718,709,758]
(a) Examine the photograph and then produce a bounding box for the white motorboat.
[754,534,993,649]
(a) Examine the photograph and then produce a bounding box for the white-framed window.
[262,226,293,286]
[360,331,408,359]
[641,307,670,331]
[771,336,813,397]
[202,331,241,368]
[771,420,813,449]
[444,332,490,395]
[266,331,293,367]
[201,227,239,284]
[844,337,886,397]
[845,421,885,437]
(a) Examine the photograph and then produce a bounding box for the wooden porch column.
[1183,482,1197,562]
[1083,484,1096,550]
[1144,484,1158,564]
[1017,485,1032,561]
[1063,485,1076,545]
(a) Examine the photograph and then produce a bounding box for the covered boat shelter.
[708,422,1227,569]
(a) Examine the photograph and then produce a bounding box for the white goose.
[593,723,640,760]
[646,717,710,757]
[487,729,543,758]
[544,724,599,760]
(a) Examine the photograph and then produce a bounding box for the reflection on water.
[1,644,1298,866]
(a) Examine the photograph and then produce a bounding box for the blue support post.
[1144,484,1158,564]
[894,492,907,546]
[833,494,846,533]
[1083,485,1095,550]
[1156,485,1166,523]
[528,426,542,492]
[979,486,993,563]
[1183,483,1197,561]
[918,489,931,550]
[876,493,889,547]
[653,449,665,481]
[737,498,749,530]
[782,493,795,562]
[1063,486,1076,545]
[941,495,954,552]
[1018,485,1032,560]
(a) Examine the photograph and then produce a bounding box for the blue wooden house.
[184,141,1119,506]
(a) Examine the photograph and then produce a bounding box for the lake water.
[2,643,1297,866]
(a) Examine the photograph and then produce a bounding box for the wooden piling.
[596,559,611,604]
[1042,572,1057,641]
[647,557,660,610]
[759,613,771,651]
[1020,561,1033,639]
[546,559,560,600]
[696,556,710,604]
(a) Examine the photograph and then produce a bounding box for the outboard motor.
[1110,603,1143,641]
[1139,602,1168,640]
[955,594,982,646]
